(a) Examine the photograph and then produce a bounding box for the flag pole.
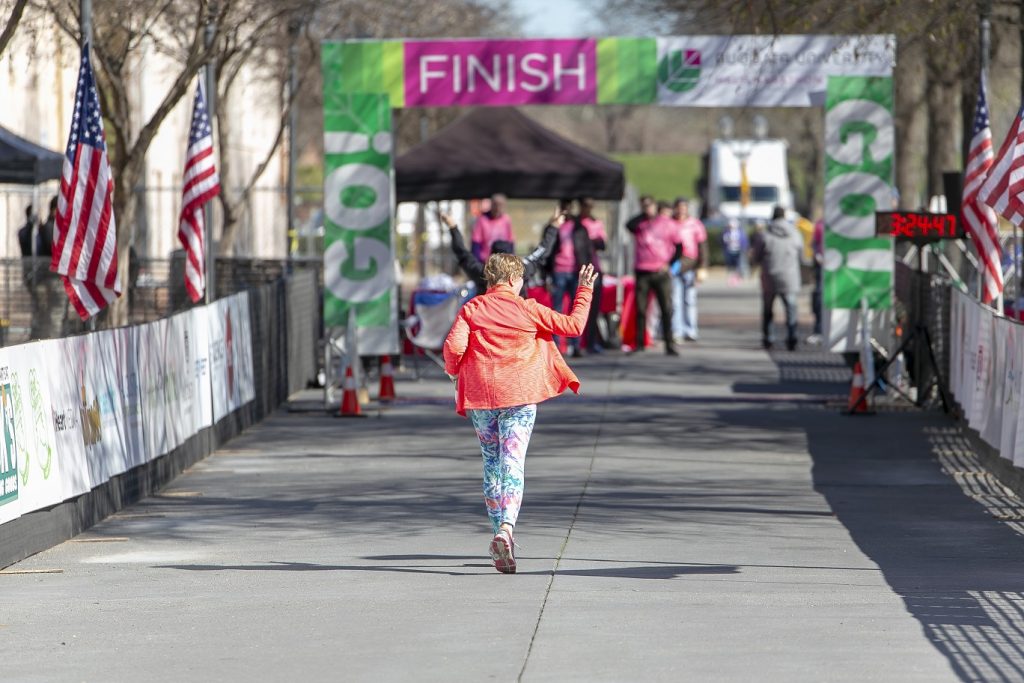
[81,0,94,331]
[80,0,91,47]
[204,3,217,304]
[1011,0,1019,317]
[981,8,1005,312]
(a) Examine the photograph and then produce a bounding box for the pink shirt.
[471,212,513,261]
[552,221,576,273]
[675,217,707,260]
[634,216,681,272]
[580,216,607,271]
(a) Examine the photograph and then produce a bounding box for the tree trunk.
[929,63,958,204]
[894,39,926,210]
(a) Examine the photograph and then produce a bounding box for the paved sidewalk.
[6,278,1024,682]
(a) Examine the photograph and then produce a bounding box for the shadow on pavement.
[154,560,738,580]
[764,350,1024,681]
[806,416,1024,682]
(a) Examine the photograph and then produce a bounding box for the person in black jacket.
[441,205,563,298]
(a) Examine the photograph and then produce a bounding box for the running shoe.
[489,529,516,574]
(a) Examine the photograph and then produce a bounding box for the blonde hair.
[483,253,524,287]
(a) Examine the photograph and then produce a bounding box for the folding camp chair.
[402,289,462,378]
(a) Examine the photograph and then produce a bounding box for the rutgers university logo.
[657,49,700,93]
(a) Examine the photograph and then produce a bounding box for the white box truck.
[706,139,793,223]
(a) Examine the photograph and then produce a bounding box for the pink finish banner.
[404,39,597,107]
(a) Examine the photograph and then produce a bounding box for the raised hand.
[551,205,567,227]
[438,211,456,229]
[578,263,598,288]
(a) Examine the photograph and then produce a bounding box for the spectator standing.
[670,197,707,343]
[443,255,597,573]
[471,193,513,262]
[38,196,56,258]
[577,198,607,353]
[17,205,38,282]
[17,207,38,328]
[808,217,825,344]
[628,200,681,356]
[722,218,749,285]
[443,207,561,297]
[750,206,803,351]
[30,197,64,339]
[17,205,34,259]
[548,199,594,358]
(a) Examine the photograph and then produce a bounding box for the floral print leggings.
[468,404,537,534]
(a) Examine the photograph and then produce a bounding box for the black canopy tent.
[0,124,63,185]
[395,108,624,202]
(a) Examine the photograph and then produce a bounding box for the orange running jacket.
[443,283,593,416]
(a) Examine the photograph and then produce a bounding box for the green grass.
[611,153,702,202]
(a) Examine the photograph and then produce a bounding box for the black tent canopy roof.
[395,108,624,202]
[0,124,63,185]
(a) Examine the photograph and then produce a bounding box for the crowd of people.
[443,192,812,358]
[442,193,608,357]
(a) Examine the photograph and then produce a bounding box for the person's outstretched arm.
[522,205,565,279]
[524,264,597,337]
[443,213,486,282]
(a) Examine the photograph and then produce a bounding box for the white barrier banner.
[3,343,62,516]
[969,304,991,430]
[1014,324,1024,468]
[984,317,1005,449]
[209,297,231,422]
[164,311,201,450]
[192,306,213,429]
[210,293,255,422]
[0,348,20,525]
[46,338,92,497]
[82,330,137,480]
[234,292,256,405]
[998,319,1019,459]
[139,319,171,462]
[116,326,147,470]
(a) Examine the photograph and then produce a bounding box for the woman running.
[443,253,596,574]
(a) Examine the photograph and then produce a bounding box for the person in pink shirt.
[471,193,513,262]
[671,197,708,343]
[548,199,594,357]
[577,198,608,353]
[627,199,682,356]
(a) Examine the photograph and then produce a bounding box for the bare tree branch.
[0,0,29,57]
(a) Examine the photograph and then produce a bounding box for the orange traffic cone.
[847,361,869,414]
[378,355,396,402]
[339,363,362,417]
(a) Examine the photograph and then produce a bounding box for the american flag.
[963,77,1004,304]
[178,79,220,303]
[52,42,121,319]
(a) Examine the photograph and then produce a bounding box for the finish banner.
[319,89,399,354]
[322,35,894,109]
